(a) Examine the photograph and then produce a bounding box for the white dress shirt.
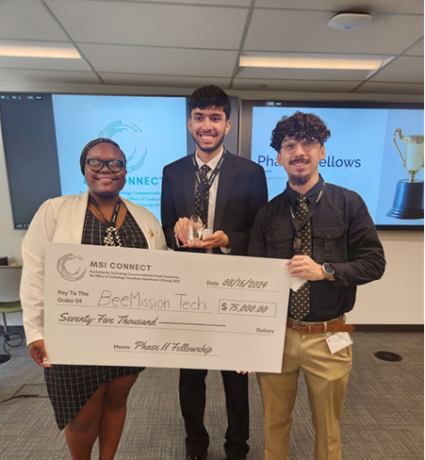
[195,148,230,254]
[195,148,222,231]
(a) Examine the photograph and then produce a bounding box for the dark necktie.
[289,195,311,320]
[195,164,210,227]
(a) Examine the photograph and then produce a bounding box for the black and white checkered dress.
[44,208,148,430]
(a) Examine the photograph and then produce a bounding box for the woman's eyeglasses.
[86,159,126,173]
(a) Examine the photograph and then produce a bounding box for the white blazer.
[20,191,167,345]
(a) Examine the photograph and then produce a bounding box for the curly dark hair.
[79,138,126,175]
[188,85,231,120]
[270,111,331,152]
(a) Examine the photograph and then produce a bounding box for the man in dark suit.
[161,85,268,460]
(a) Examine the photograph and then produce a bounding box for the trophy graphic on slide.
[387,128,424,219]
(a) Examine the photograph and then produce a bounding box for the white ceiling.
[0,0,423,96]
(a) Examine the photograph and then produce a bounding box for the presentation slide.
[53,95,188,222]
[250,106,424,226]
[1,92,239,229]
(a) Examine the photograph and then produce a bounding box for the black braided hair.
[79,138,126,175]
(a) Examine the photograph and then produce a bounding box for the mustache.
[290,156,310,165]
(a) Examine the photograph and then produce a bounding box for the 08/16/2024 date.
[222,278,268,289]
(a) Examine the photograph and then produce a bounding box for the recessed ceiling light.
[0,42,80,59]
[239,52,392,71]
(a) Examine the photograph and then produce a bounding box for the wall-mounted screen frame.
[240,99,424,231]
[0,92,239,229]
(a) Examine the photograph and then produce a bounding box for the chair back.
[0,266,22,303]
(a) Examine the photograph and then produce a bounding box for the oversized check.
[45,242,290,373]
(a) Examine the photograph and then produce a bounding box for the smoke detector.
[328,12,372,30]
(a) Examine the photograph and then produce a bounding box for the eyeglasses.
[280,138,319,152]
[86,159,126,173]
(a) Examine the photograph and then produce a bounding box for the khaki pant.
[258,327,352,460]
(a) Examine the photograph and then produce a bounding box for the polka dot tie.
[289,195,311,320]
[194,164,210,227]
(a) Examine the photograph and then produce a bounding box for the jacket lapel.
[182,157,196,217]
[71,191,90,243]
[214,153,236,230]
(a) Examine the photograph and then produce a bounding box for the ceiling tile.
[45,0,248,49]
[0,0,69,41]
[0,68,99,84]
[79,44,238,77]
[236,66,374,81]
[233,78,359,92]
[244,9,423,55]
[354,81,424,95]
[255,0,424,14]
[100,72,230,88]
[405,38,424,56]
[369,56,424,83]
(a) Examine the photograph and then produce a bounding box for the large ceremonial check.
[45,242,290,373]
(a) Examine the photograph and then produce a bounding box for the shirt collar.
[195,146,224,171]
[285,175,324,207]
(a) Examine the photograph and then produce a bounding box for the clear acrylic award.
[188,215,205,244]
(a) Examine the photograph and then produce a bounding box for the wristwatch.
[322,263,335,280]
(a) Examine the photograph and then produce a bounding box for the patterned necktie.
[194,164,210,227]
[289,195,311,320]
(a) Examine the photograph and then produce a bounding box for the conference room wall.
[0,82,423,326]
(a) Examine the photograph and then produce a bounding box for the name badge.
[326,332,353,354]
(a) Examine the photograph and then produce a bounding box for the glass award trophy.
[387,128,424,219]
[188,215,205,244]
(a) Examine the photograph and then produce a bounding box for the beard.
[289,173,311,187]
[192,131,226,154]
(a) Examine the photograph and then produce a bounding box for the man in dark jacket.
[161,85,268,460]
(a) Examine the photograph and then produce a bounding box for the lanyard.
[284,182,326,231]
[89,195,122,228]
[89,195,123,247]
[192,148,227,193]
[283,182,326,255]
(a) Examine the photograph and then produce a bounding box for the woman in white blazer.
[20,138,166,460]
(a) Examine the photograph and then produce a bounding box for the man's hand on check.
[185,230,230,250]
[236,370,255,375]
[286,255,324,281]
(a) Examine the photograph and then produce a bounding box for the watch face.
[324,263,334,274]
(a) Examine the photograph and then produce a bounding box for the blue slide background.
[251,106,424,226]
[52,95,188,222]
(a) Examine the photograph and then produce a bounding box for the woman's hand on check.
[28,339,51,368]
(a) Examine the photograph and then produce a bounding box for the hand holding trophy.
[387,128,424,219]
[188,215,205,245]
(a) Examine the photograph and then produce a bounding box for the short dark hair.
[270,111,331,152]
[188,85,231,120]
[79,138,126,175]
